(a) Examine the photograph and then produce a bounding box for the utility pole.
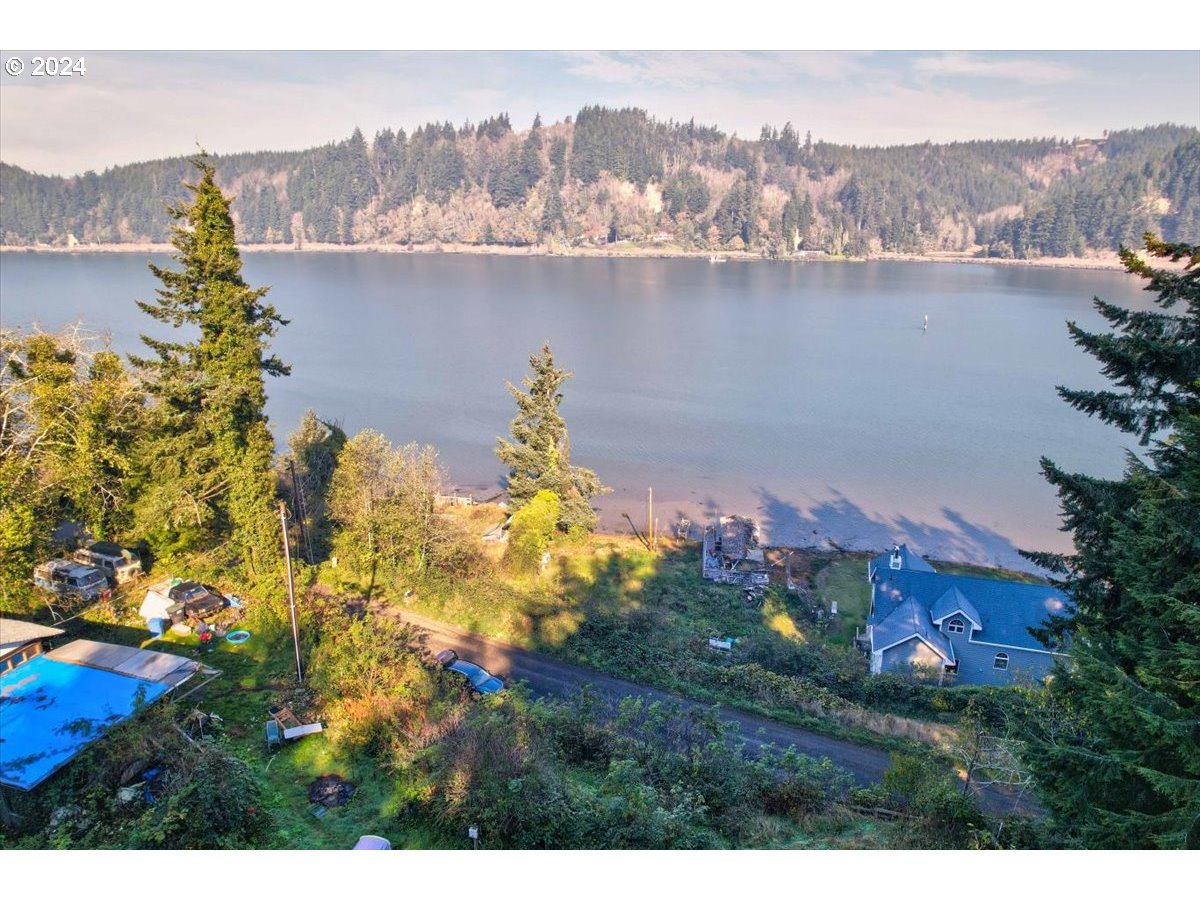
[648,487,654,551]
[289,457,314,565]
[279,500,303,682]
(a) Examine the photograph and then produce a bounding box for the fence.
[435,493,476,507]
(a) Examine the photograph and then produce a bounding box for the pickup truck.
[166,581,227,622]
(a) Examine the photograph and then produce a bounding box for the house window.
[993,653,1009,671]
[889,553,902,570]
[946,618,965,634]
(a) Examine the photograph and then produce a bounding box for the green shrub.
[505,490,560,573]
[129,745,269,849]
[308,613,441,755]
[881,752,989,846]
[8,704,271,849]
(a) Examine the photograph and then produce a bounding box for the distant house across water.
[863,545,1070,686]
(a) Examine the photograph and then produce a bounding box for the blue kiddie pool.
[225,629,251,645]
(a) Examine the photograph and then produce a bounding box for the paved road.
[406,608,890,777]
[380,607,877,776]
[378,606,1032,815]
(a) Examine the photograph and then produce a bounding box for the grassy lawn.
[812,555,872,646]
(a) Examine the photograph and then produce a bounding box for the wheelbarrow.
[265,718,283,752]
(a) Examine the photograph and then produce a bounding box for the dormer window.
[993,653,1009,671]
[889,551,902,570]
[946,618,965,634]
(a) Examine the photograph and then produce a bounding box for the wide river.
[1,252,1153,570]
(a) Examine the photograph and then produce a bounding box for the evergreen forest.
[3,110,1196,260]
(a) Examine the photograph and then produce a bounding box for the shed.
[0,640,217,790]
[0,619,65,671]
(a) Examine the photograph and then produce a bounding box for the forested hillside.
[2,108,1196,258]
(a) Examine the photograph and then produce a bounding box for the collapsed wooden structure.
[701,516,769,586]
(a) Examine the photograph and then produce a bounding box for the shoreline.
[443,485,1059,576]
[0,241,1128,272]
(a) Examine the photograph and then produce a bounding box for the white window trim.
[931,608,982,630]
[993,652,1010,670]
[946,618,965,634]
[966,635,1070,657]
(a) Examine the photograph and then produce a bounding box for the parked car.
[33,559,112,603]
[353,835,392,850]
[166,581,227,622]
[435,649,505,694]
[73,540,142,587]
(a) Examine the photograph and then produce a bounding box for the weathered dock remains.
[701,516,769,586]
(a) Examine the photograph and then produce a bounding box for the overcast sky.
[2,50,1197,176]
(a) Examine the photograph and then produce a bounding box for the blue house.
[864,545,1070,686]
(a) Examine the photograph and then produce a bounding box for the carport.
[0,639,218,791]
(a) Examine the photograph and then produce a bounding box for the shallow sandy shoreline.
[0,242,1128,271]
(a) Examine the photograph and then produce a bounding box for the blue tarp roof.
[0,655,170,790]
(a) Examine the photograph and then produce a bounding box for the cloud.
[912,51,1083,85]
[1,51,1194,175]
[558,50,868,90]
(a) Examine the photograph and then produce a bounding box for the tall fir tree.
[1021,234,1200,848]
[285,409,346,558]
[131,155,289,572]
[495,343,607,532]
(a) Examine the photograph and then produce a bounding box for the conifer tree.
[1022,234,1200,848]
[131,155,289,572]
[285,409,346,557]
[495,343,607,532]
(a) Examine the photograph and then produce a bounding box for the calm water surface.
[0,252,1152,569]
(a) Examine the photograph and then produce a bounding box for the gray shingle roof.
[869,570,1070,653]
[930,586,983,629]
[872,595,955,661]
[0,618,65,655]
[868,544,937,580]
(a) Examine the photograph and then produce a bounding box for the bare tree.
[952,699,1034,801]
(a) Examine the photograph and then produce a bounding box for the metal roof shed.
[0,640,217,791]
[0,619,65,665]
